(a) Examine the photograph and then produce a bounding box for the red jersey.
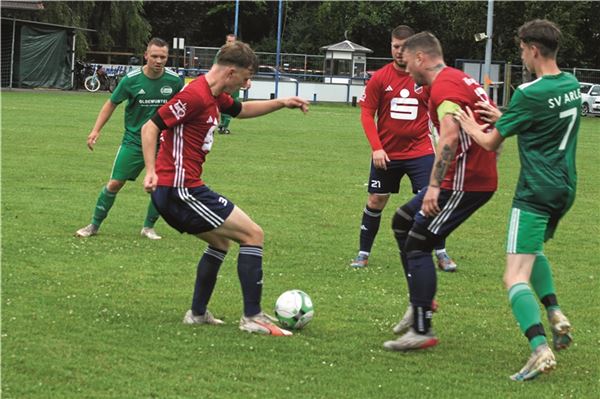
[358,62,434,160]
[429,67,497,192]
[155,76,234,187]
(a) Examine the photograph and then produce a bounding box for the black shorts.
[405,187,494,238]
[151,185,235,234]
[367,154,434,194]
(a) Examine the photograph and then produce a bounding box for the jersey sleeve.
[217,93,235,112]
[495,89,532,138]
[109,74,129,105]
[358,73,381,111]
[157,85,202,128]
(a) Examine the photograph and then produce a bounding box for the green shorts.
[506,207,557,254]
[110,144,145,181]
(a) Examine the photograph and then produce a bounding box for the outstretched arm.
[237,96,309,118]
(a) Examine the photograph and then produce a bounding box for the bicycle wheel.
[84,76,101,92]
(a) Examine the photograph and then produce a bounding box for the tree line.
[4,1,599,68]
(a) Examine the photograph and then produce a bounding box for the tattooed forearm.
[432,144,454,185]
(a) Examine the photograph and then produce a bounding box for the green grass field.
[2,90,599,398]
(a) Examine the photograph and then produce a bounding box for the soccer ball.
[274,290,314,330]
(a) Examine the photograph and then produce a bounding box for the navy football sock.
[407,251,437,334]
[191,246,226,315]
[238,245,264,317]
[358,206,382,253]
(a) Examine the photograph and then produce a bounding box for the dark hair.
[403,31,443,58]
[216,41,259,72]
[518,19,561,58]
[391,25,415,40]
[147,37,168,49]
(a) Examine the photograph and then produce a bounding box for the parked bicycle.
[84,64,118,93]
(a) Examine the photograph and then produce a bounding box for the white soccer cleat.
[75,224,99,237]
[392,305,414,335]
[239,312,293,336]
[510,344,556,381]
[183,309,224,325]
[141,227,162,240]
[548,309,573,351]
[383,328,439,351]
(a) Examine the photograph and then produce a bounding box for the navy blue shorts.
[368,154,434,194]
[151,185,235,234]
[405,187,494,238]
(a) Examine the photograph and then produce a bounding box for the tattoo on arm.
[433,144,454,185]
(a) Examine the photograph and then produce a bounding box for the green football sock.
[508,282,547,351]
[143,199,160,228]
[530,254,559,312]
[91,186,117,226]
[220,113,232,128]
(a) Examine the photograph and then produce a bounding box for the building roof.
[320,40,373,54]
[0,1,44,10]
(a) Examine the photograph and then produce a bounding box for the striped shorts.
[151,185,235,234]
[410,188,494,239]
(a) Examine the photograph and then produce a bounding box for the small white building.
[320,40,373,84]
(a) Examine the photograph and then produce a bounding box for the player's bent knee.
[107,179,125,192]
[241,222,263,246]
[367,193,389,209]
[392,206,414,237]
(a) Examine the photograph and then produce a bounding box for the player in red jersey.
[141,41,309,337]
[351,25,457,273]
[383,32,498,351]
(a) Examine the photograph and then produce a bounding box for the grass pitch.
[2,90,599,398]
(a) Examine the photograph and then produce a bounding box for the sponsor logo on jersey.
[390,88,419,120]
[160,86,174,96]
[139,99,168,105]
[385,85,394,92]
[169,99,187,120]
[138,89,146,95]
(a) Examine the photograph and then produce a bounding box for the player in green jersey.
[454,19,579,381]
[76,38,184,239]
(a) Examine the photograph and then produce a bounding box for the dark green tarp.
[19,25,71,89]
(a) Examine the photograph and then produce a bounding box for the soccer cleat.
[392,299,439,335]
[383,328,439,351]
[141,227,162,240]
[436,252,457,272]
[350,253,369,268]
[392,305,413,335]
[239,312,293,336]
[548,309,573,351]
[75,224,99,237]
[218,127,231,135]
[510,344,556,381]
[183,309,224,325]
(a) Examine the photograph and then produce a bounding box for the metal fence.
[185,46,391,81]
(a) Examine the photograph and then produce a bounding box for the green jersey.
[110,67,183,147]
[496,72,580,216]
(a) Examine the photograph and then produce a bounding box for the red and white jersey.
[429,67,497,192]
[155,76,234,187]
[359,62,434,160]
